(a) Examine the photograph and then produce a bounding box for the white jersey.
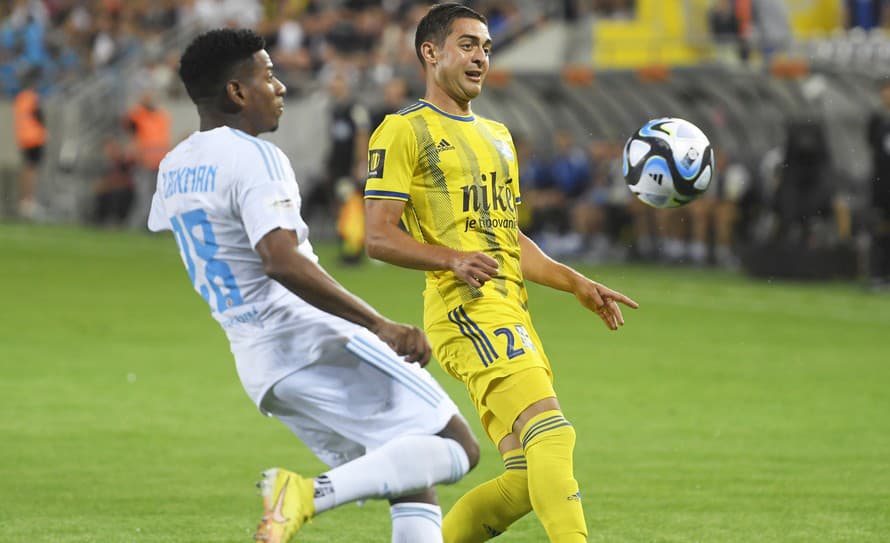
[148,126,357,406]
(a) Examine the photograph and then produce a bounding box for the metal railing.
[41,23,199,221]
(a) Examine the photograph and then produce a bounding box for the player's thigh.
[265,331,459,460]
[485,367,559,445]
[429,301,555,445]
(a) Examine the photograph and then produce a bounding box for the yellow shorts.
[427,298,555,445]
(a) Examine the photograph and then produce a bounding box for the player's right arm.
[256,227,431,365]
[235,141,429,365]
[363,113,498,288]
[365,199,498,289]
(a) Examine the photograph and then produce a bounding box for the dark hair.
[414,2,487,66]
[179,28,266,104]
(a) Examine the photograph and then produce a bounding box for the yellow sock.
[442,449,532,542]
[521,410,587,542]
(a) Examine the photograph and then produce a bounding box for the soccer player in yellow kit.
[364,4,639,542]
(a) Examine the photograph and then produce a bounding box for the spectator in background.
[306,71,370,263]
[867,78,890,289]
[93,137,135,228]
[4,1,49,66]
[1,1,48,97]
[521,131,592,256]
[550,130,591,202]
[546,130,591,254]
[267,3,315,92]
[369,76,409,132]
[844,0,890,30]
[573,140,635,261]
[513,134,551,233]
[132,46,178,99]
[519,141,563,238]
[750,0,791,68]
[774,116,835,246]
[90,12,118,70]
[589,0,637,19]
[325,67,370,182]
[686,147,750,267]
[12,67,46,220]
[187,0,262,30]
[708,0,749,64]
[125,89,171,228]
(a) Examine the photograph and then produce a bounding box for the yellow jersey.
[365,100,525,323]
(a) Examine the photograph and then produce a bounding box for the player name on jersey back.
[160,164,218,198]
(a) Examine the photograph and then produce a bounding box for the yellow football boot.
[254,468,315,542]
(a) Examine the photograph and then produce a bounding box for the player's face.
[241,50,286,135]
[433,18,491,103]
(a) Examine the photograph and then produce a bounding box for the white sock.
[390,502,443,543]
[312,474,336,513]
[315,435,469,512]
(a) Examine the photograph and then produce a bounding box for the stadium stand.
[1,0,888,279]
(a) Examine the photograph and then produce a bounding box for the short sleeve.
[364,114,416,202]
[237,146,305,248]
[147,190,169,232]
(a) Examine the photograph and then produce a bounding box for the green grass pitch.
[1,224,888,542]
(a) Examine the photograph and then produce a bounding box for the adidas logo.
[436,138,455,152]
[567,491,582,502]
[648,172,664,184]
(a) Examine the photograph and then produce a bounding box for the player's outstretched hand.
[572,278,639,331]
[450,251,499,289]
[375,319,432,367]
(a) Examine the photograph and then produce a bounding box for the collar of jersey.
[418,100,475,122]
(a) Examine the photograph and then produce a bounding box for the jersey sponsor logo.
[460,170,518,232]
[461,171,516,213]
[368,149,386,179]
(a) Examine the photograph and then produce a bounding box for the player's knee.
[519,409,575,453]
[439,414,480,470]
[390,488,437,506]
[463,436,481,470]
[455,426,480,470]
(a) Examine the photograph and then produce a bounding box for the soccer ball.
[622,117,715,208]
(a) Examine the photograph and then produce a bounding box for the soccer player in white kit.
[148,28,479,543]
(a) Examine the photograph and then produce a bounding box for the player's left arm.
[518,231,639,330]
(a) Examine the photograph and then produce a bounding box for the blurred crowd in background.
[3,0,890,288]
[1,0,640,98]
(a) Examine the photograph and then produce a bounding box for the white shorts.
[261,329,460,468]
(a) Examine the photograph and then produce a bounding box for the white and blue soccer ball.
[622,117,715,208]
